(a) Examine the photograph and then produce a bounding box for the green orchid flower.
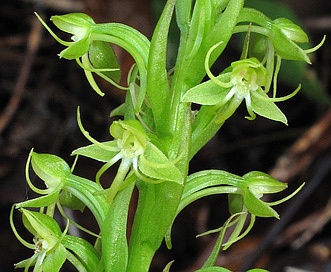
[35,13,123,97]
[167,169,303,267]
[11,208,100,272]
[182,49,299,125]
[35,13,94,60]
[237,8,325,64]
[15,150,72,210]
[271,17,310,63]
[12,208,68,272]
[72,108,182,203]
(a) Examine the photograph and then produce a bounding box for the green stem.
[127,104,192,272]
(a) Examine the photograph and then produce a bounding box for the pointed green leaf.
[185,0,213,59]
[65,175,108,227]
[175,0,192,32]
[146,0,175,131]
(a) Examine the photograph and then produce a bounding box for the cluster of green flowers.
[11,1,323,271]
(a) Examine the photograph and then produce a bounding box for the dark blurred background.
[1,0,331,271]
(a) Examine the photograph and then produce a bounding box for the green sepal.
[273,18,308,43]
[247,269,269,272]
[110,119,149,158]
[72,141,119,162]
[271,21,310,63]
[182,73,231,105]
[250,88,288,125]
[138,143,183,183]
[51,13,94,34]
[243,188,279,218]
[243,171,287,195]
[59,37,90,60]
[31,152,71,190]
[110,119,147,140]
[16,188,61,209]
[237,7,272,28]
[240,171,287,218]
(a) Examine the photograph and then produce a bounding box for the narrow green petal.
[244,189,279,218]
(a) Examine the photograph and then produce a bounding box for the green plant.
[11,0,324,271]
